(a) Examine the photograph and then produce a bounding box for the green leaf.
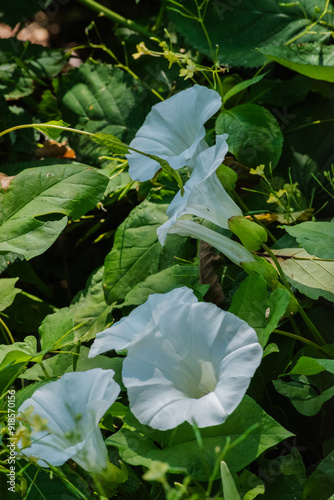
[57,62,153,166]
[303,450,334,500]
[21,346,123,390]
[0,39,67,98]
[215,104,283,168]
[103,200,170,304]
[279,94,334,199]
[258,448,306,500]
[286,356,334,376]
[229,273,290,347]
[0,336,37,365]
[0,278,21,311]
[107,395,293,480]
[148,154,184,194]
[91,132,129,154]
[0,350,33,395]
[284,222,334,259]
[239,470,265,500]
[120,265,200,307]
[38,308,75,352]
[69,266,112,343]
[221,461,241,500]
[274,377,334,416]
[17,465,95,500]
[223,73,267,104]
[35,120,70,140]
[0,163,108,270]
[270,248,334,302]
[258,43,334,83]
[168,0,333,68]
[0,1,52,27]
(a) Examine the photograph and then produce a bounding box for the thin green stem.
[274,329,329,355]
[286,0,331,45]
[72,341,81,372]
[0,316,15,344]
[75,0,152,38]
[0,123,95,139]
[289,314,302,337]
[38,361,51,380]
[262,243,326,346]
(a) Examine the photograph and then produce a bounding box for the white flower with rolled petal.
[157,134,243,245]
[17,369,120,473]
[123,300,263,430]
[126,85,222,182]
[89,287,198,357]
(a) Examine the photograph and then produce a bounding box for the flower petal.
[157,135,242,244]
[89,286,198,356]
[126,85,222,181]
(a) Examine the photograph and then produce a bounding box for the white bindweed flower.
[123,300,263,430]
[89,287,198,357]
[168,220,257,266]
[157,134,243,245]
[126,85,222,182]
[17,369,120,473]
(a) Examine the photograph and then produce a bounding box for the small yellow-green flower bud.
[216,164,238,192]
[228,216,267,251]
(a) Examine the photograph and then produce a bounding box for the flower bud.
[228,216,267,251]
[216,164,238,192]
[242,255,278,286]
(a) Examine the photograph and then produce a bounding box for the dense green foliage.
[0,1,333,499]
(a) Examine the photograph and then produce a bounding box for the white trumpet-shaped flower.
[89,287,198,357]
[126,85,222,182]
[17,369,120,473]
[157,134,243,245]
[123,300,263,430]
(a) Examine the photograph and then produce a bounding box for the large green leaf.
[103,200,170,304]
[107,395,293,481]
[0,278,21,311]
[38,308,75,352]
[229,273,290,347]
[274,377,334,416]
[270,248,334,302]
[303,450,334,500]
[168,0,333,67]
[69,266,112,343]
[57,62,153,165]
[0,163,108,271]
[216,104,283,168]
[120,264,200,307]
[285,222,334,259]
[286,356,334,377]
[258,43,334,82]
